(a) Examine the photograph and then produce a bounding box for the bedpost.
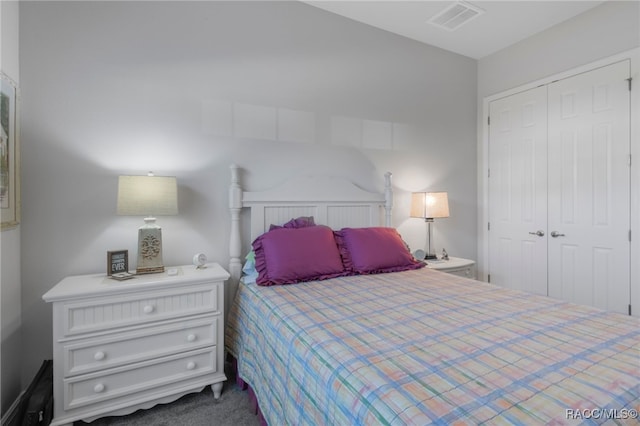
[229,164,243,284]
[384,172,392,227]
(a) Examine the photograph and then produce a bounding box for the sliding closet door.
[547,61,631,314]
[488,86,548,295]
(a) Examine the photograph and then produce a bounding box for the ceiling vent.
[428,1,485,31]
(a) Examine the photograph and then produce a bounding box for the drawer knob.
[93,383,105,393]
[186,361,196,370]
[187,334,197,342]
[143,305,155,314]
[94,351,106,361]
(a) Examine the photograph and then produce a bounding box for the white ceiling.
[304,1,606,59]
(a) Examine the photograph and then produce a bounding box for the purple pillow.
[253,225,346,286]
[269,216,316,231]
[335,227,425,274]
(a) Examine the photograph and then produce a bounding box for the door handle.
[550,231,565,238]
[528,230,545,237]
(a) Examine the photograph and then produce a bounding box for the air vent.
[428,1,485,31]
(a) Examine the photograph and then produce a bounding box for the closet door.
[488,86,548,295]
[547,61,631,314]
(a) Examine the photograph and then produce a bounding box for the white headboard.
[228,164,393,283]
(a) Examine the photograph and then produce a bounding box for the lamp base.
[136,218,165,275]
[424,254,438,260]
[136,266,165,275]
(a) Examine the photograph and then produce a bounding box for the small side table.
[425,257,476,279]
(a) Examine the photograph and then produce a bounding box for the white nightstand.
[425,257,476,279]
[42,263,229,426]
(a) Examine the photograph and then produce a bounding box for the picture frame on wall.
[1,72,20,230]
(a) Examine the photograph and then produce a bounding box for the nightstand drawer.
[64,316,218,376]
[61,284,219,336]
[445,267,474,279]
[64,347,216,410]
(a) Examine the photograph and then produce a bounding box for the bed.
[224,166,640,425]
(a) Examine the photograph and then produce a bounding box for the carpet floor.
[75,364,260,426]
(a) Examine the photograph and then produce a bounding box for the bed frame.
[228,164,393,284]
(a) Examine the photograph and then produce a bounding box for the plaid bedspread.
[225,268,640,425]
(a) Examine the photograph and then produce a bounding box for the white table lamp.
[117,173,178,274]
[410,191,449,260]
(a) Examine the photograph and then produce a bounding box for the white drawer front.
[64,316,217,377]
[62,283,220,336]
[64,347,216,410]
[448,267,475,279]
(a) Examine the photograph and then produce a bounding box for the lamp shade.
[117,175,178,217]
[410,192,449,219]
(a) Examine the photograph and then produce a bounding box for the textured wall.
[19,1,477,383]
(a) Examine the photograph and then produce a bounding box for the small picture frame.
[107,250,129,276]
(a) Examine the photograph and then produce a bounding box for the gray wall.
[19,1,477,384]
[478,1,640,99]
[0,0,21,416]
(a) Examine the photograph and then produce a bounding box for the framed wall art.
[1,72,20,230]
